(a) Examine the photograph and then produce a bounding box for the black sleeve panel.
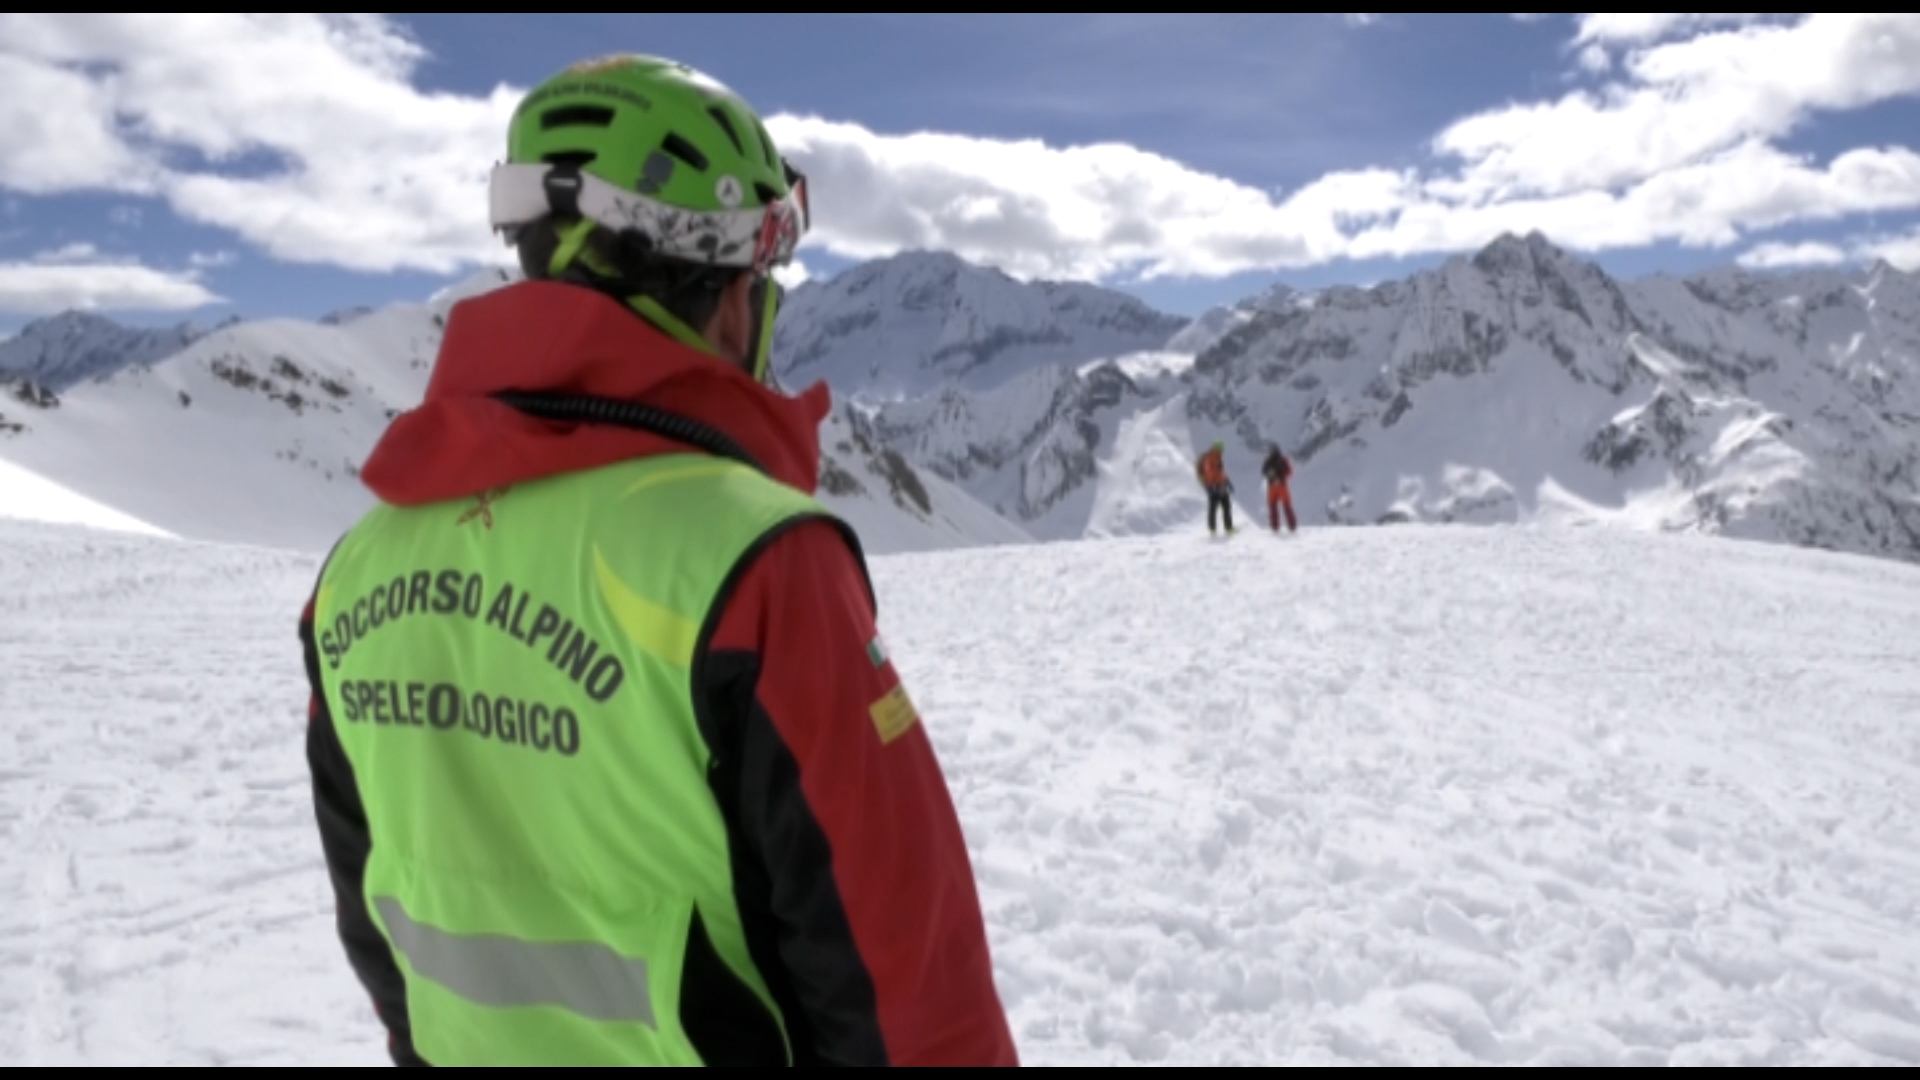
[303,587,431,1067]
[696,646,891,1067]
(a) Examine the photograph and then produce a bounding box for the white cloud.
[1728,224,1920,273]
[768,115,1404,280]
[0,245,223,314]
[1343,14,1382,27]
[1510,14,1551,22]
[32,242,105,263]
[1856,228,1920,271]
[1737,240,1850,269]
[1431,15,1920,203]
[1574,14,1771,46]
[772,258,811,289]
[1,12,1917,289]
[188,249,236,268]
[0,14,515,274]
[0,52,155,195]
[1349,142,1920,260]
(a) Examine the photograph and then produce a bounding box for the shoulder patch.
[869,684,919,745]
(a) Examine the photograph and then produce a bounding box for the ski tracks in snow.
[881,525,1920,1065]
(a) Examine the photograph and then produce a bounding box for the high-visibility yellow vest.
[311,451,862,1065]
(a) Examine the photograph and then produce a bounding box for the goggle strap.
[493,162,804,269]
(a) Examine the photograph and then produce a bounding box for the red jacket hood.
[360,280,830,505]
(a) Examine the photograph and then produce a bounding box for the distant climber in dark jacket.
[1262,445,1297,534]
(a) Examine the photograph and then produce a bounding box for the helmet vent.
[543,150,596,169]
[661,133,709,171]
[753,181,779,206]
[751,118,777,171]
[541,105,615,130]
[706,106,746,157]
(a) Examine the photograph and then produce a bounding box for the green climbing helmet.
[489,54,809,277]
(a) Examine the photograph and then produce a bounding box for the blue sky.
[3,13,1919,337]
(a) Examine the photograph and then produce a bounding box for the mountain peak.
[884,248,971,269]
[0,312,203,393]
[868,248,1015,280]
[17,310,124,337]
[1470,229,1572,273]
[772,249,1187,397]
[1240,282,1300,314]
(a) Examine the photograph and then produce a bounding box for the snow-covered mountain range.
[5,233,1918,566]
[0,270,506,551]
[770,250,1190,399]
[0,266,1030,556]
[861,232,1920,566]
[0,312,218,394]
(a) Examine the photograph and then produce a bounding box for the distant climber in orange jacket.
[1197,441,1235,535]
[1262,444,1297,534]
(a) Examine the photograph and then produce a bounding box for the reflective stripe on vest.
[314,452,861,1065]
[376,896,656,1026]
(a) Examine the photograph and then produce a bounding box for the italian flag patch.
[866,633,890,668]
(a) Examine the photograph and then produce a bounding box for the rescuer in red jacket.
[301,53,1019,1067]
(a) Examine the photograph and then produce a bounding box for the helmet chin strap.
[746,274,778,384]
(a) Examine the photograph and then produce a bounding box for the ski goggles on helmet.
[489,158,809,274]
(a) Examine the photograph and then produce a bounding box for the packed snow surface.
[3,517,1918,1065]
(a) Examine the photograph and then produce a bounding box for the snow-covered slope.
[818,403,1034,553]
[0,270,509,552]
[0,455,172,537]
[0,312,211,393]
[6,517,1920,1065]
[865,360,1253,540]
[0,268,1024,557]
[771,250,1189,399]
[866,233,1920,565]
